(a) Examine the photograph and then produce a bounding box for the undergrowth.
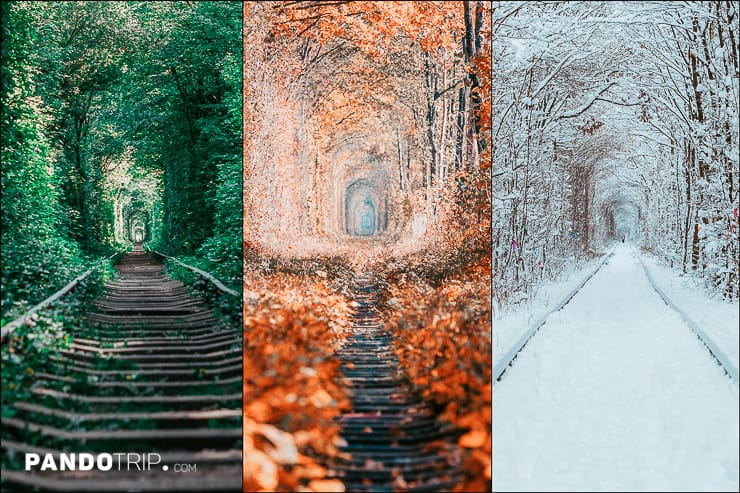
[377,246,492,492]
[242,248,352,492]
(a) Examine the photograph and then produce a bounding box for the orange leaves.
[309,388,334,408]
[473,45,492,171]
[272,1,463,56]
[244,267,352,491]
[471,1,492,172]
[244,418,346,492]
[245,418,299,465]
[245,400,272,422]
[459,428,487,449]
[307,479,345,492]
[243,445,279,491]
[245,2,491,262]
[384,253,491,492]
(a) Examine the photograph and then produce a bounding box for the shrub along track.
[327,276,464,492]
[1,246,241,491]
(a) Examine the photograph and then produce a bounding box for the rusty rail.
[146,248,238,297]
[1,249,127,342]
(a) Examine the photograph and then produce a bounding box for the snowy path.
[638,251,740,373]
[494,245,739,492]
[494,252,611,374]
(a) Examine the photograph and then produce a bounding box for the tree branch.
[558,82,617,119]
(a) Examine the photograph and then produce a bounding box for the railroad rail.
[494,244,738,385]
[327,276,464,491]
[145,248,238,297]
[493,246,617,383]
[1,249,127,342]
[1,246,241,491]
[630,245,738,383]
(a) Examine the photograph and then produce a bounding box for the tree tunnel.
[344,179,387,237]
[112,173,161,247]
[118,198,152,245]
[596,188,642,244]
[125,212,150,244]
[132,220,146,243]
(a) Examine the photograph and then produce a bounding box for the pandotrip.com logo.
[25,453,197,472]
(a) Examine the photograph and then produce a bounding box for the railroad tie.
[328,277,464,492]
[1,246,241,492]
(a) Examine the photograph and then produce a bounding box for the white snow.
[494,244,739,492]
[494,254,606,367]
[638,251,739,372]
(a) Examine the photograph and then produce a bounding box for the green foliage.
[0,237,84,320]
[153,1,242,258]
[1,1,241,320]
[1,1,86,319]
[152,1,243,320]
[1,261,123,474]
[1,262,111,412]
[164,253,241,330]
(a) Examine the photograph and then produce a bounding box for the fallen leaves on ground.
[384,252,492,492]
[244,262,352,492]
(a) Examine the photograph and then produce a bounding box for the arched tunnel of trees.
[493,1,739,306]
[127,214,149,244]
[244,2,492,258]
[1,3,243,489]
[242,3,492,491]
[344,179,387,237]
[491,5,738,491]
[598,193,641,244]
[1,1,242,318]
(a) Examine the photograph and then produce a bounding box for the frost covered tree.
[493,1,739,308]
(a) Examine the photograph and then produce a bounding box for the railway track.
[328,277,464,492]
[495,244,737,385]
[629,245,738,382]
[1,246,241,491]
[494,247,617,383]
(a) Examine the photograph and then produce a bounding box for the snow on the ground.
[494,244,739,492]
[638,250,739,372]
[494,255,605,366]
